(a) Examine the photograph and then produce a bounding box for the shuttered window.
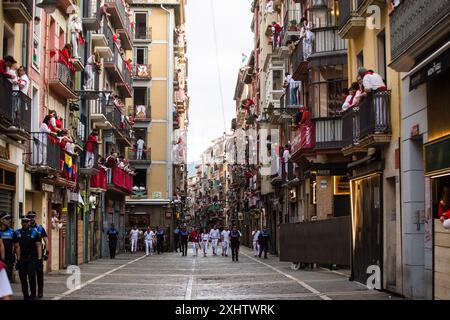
[0,189,13,216]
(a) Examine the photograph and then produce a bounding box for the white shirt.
[0,269,12,298]
[144,230,155,241]
[201,233,210,241]
[221,230,230,241]
[137,139,145,149]
[282,149,290,163]
[18,74,30,95]
[130,229,140,240]
[252,230,260,242]
[362,72,385,92]
[210,228,220,239]
[341,95,352,112]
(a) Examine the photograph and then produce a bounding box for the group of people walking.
[0,211,48,300]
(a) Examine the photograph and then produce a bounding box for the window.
[357,50,364,70]
[135,47,147,65]
[32,5,42,69]
[135,13,148,39]
[377,30,387,83]
[309,64,348,118]
[2,25,14,58]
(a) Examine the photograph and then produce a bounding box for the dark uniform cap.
[21,216,31,222]
[26,211,37,219]
[0,212,11,220]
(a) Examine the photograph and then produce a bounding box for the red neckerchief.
[0,260,5,271]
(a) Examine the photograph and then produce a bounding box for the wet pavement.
[10,246,402,300]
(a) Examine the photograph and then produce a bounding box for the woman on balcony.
[300,18,314,60]
[83,53,100,90]
[33,116,52,166]
[85,129,99,168]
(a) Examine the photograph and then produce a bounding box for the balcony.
[134,26,152,43]
[313,117,343,150]
[338,0,366,39]
[90,97,113,129]
[390,0,450,72]
[291,40,308,80]
[0,77,31,141]
[48,54,77,100]
[104,45,132,97]
[342,91,391,155]
[90,167,107,191]
[117,61,133,98]
[26,133,61,174]
[117,28,133,51]
[82,0,101,31]
[92,22,113,59]
[134,64,152,80]
[134,104,151,122]
[56,0,77,14]
[105,0,133,41]
[280,10,302,46]
[107,105,134,147]
[356,0,386,17]
[79,144,99,176]
[3,0,32,24]
[311,27,347,58]
[107,166,133,195]
[291,123,315,159]
[128,148,152,165]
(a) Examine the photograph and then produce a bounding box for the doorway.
[351,174,383,285]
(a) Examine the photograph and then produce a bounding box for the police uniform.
[106,227,119,259]
[179,229,189,256]
[258,230,270,259]
[156,228,165,254]
[230,229,241,262]
[0,212,15,280]
[13,218,42,300]
[28,213,47,298]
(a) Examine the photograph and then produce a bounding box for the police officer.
[230,225,242,262]
[0,212,15,280]
[258,227,270,259]
[106,223,119,259]
[13,216,42,300]
[173,225,180,252]
[27,211,47,299]
[156,226,165,254]
[179,226,189,256]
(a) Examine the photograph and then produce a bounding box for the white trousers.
[145,239,153,255]
[131,238,138,252]
[192,242,199,256]
[211,239,218,253]
[253,241,260,256]
[222,240,229,255]
[202,241,208,254]
[136,148,143,160]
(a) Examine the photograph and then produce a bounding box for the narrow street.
[10,247,399,300]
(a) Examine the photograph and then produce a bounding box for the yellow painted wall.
[149,8,168,41]
[150,44,168,77]
[149,164,167,199]
[150,123,168,160]
[150,81,168,120]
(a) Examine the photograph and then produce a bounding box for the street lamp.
[36,0,58,14]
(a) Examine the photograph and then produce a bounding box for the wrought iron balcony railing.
[0,76,31,134]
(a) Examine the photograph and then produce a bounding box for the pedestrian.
[13,216,42,300]
[0,255,12,300]
[221,225,230,257]
[27,211,48,300]
[252,228,261,257]
[106,223,119,259]
[136,136,145,160]
[156,226,164,254]
[179,226,189,256]
[173,225,180,252]
[200,228,210,257]
[144,226,155,256]
[230,225,242,262]
[258,227,270,259]
[0,212,14,280]
[130,226,140,254]
[189,227,200,257]
[209,224,220,256]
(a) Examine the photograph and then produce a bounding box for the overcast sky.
[185,0,254,163]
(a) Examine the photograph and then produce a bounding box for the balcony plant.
[289,20,298,31]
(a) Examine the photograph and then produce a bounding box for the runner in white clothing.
[209,225,221,256]
[200,229,210,257]
[130,226,140,253]
[252,229,261,257]
[221,226,230,257]
[144,226,155,256]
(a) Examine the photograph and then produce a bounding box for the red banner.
[291,123,315,155]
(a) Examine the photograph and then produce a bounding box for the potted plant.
[289,19,298,31]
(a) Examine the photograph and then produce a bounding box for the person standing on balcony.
[69,14,83,59]
[17,66,30,95]
[0,56,17,79]
[34,115,52,166]
[300,18,314,60]
[282,144,291,182]
[84,53,100,90]
[85,129,99,168]
[136,136,145,160]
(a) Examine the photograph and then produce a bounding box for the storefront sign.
[424,135,450,175]
[153,191,162,199]
[42,183,54,193]
[333,176,350,195]
[320,180,328,189]
[410,49,449,90]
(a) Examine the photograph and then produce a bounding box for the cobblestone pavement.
[10,246,402,300]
